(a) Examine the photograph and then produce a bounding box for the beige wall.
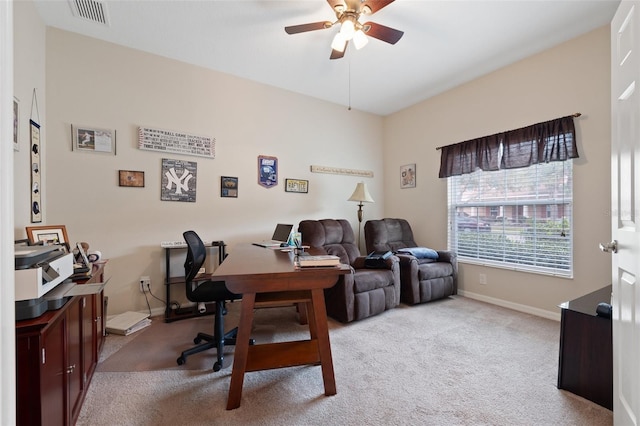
[383,26,612,318]
[13,2,612,319]
[13,0,46,232]
[37,28,384,316]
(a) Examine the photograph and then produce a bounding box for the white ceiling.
[32,0,620,116]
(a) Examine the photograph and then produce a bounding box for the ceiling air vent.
[68,0,110,26]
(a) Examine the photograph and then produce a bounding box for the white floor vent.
[68,0,110,26]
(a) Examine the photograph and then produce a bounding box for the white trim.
[0,1,16,424]
[106,307,165,321]
[458,290,561,322]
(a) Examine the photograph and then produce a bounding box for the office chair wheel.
[176,356,186,366]
[194,337,202,344]
[213,361,222,372]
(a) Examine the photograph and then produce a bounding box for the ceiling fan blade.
[362,21,404,44]
[330,40,348,60]
[326,0,346,11]
[361,0,395,14]
[285,21,332,35]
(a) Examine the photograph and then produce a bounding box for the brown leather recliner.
[365,218,457,305]
[298,219,400,323]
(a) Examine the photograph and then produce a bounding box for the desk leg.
[310,288,336,396]
[226,292,256,410]
[296,302,308,325]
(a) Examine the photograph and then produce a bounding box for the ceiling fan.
[284,0,404,60]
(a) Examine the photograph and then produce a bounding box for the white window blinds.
[447,160,573,276]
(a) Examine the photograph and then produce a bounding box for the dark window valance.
[438,115,578,178]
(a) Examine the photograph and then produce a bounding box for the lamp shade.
[348,182,374,203]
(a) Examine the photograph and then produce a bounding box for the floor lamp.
[348,182,374,252]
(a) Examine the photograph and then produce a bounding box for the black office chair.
[176,230,242,371]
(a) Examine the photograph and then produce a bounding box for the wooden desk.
[557,285,612,410]
[212,245,350,410]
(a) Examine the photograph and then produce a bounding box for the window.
[448,161,573,276]
[441,115,578,277]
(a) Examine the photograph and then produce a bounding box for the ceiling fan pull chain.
[348,58,352,111]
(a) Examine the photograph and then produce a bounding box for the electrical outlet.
[140,276,150,293]
[479,273,487,285]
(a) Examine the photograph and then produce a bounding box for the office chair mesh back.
[177,230,243,371]
[183,230,206,300]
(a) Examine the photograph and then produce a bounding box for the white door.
[611,2,640,424]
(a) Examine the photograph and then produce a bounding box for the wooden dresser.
[16,261,108,426]
[557,285,612,410]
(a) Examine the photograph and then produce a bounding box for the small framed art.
[400,164,416,189]
[26,225,70,247]
[161,158,197,202]
[13,97,19,151]
[72,125,116,154]
[285,179,308,193]
[258,155,278,188]
[221,176,238,198]
[119,170,145,187]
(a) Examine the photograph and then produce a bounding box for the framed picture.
[285,178,308,193]
[221,176,238,198]
[400,163,416,189]
[13,97,19,151]
[30,120,42,223]
[26,225,69,246]
[72,124,116,154]
[258,155,278,188]
[119,170,145,187]
[161,158,197,202]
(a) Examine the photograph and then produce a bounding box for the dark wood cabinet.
[16,261,108,425]
[557,285,612,410]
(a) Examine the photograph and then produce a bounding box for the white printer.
[15,244,73,320]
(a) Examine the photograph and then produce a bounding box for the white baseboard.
[106,306,165,321]
[458,290,561,322]
[150,306,166,318]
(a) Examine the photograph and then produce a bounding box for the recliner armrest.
[351,255,399,269]
[436,250,457,264]
[352,256,367,269]
[395,253,417,265]
[353,255,399,270]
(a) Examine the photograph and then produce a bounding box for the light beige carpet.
[79,296,613,426]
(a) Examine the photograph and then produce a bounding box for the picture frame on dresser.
[26,225,70,248]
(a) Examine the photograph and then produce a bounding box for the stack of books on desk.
[106,311,151,336]
[296,254,341,268]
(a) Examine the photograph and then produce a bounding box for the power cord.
[144,281,181,312]
[141,286,152,317]
[145,281,166,305]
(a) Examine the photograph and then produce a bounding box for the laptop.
[253,223,294,247]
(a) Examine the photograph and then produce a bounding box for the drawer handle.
[66,364,76,374]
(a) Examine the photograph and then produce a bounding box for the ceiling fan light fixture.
[353,29,368,49]
[284,0,402,60]
[340,19,356,40]
[331,32,347,52]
